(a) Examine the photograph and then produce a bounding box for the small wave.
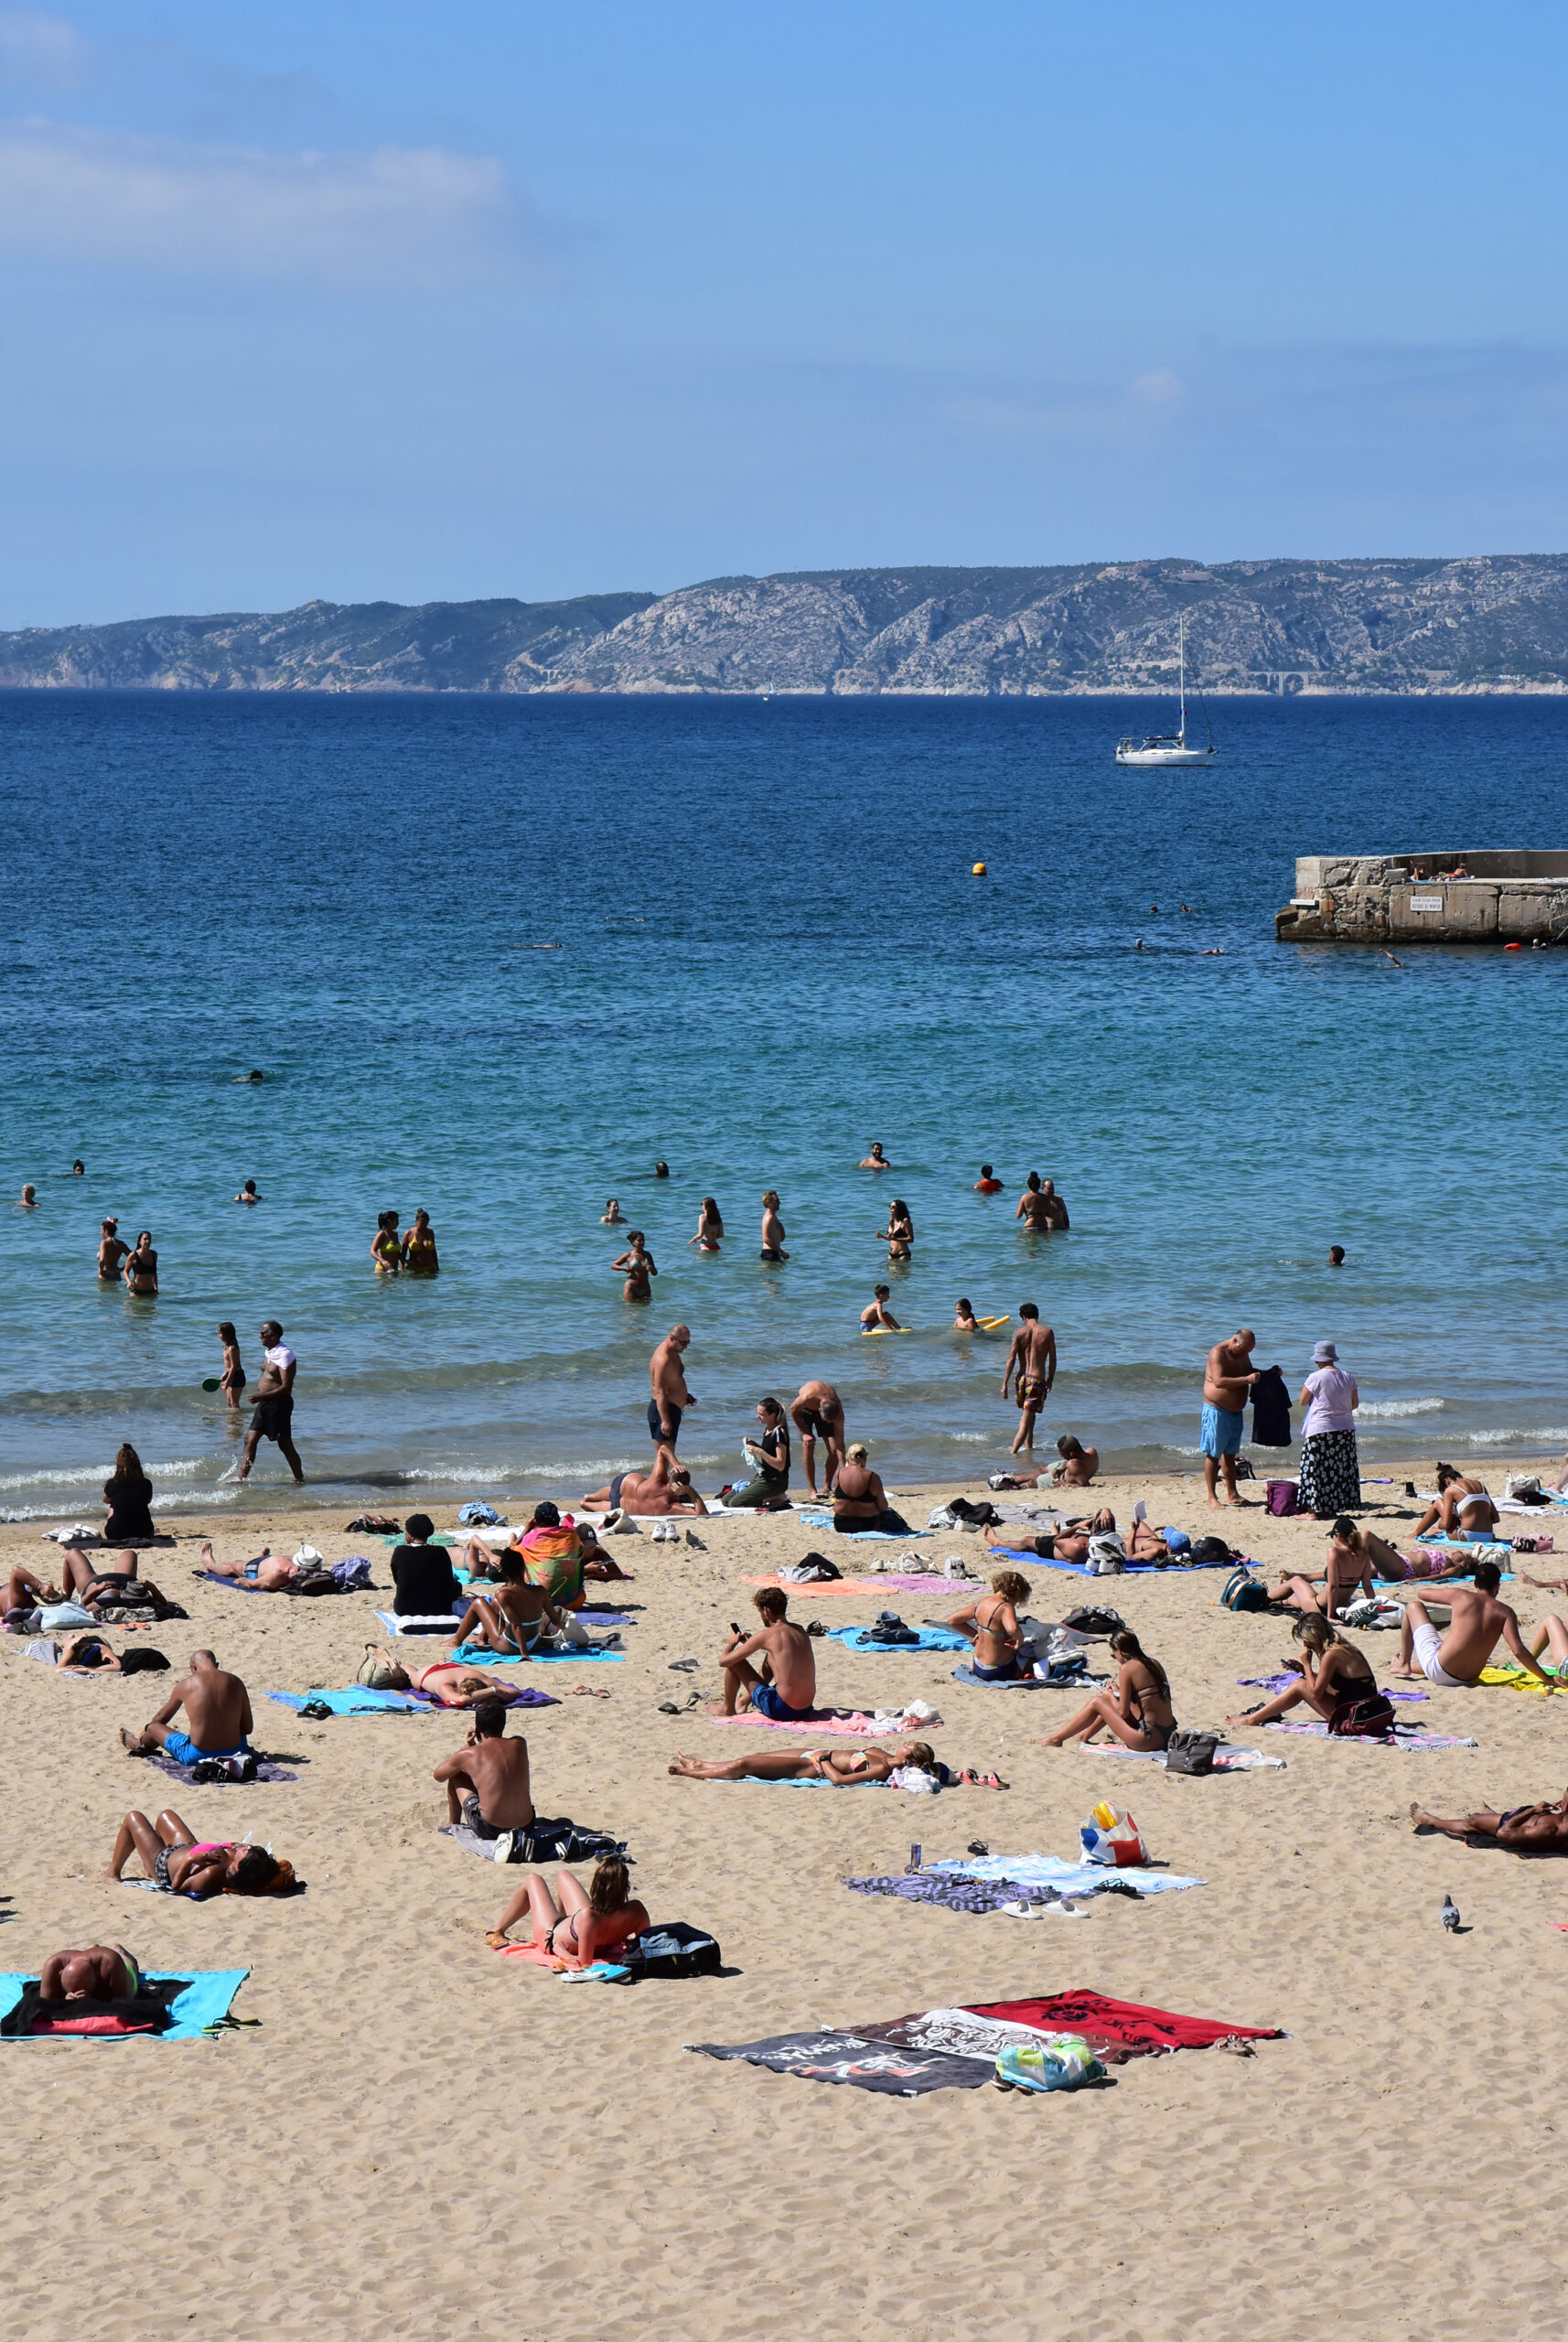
[1466,1426,1568,1448]
[1358,1398,1445,1420]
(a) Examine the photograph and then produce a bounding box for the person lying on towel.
[947,1570,1031,1681]
[38,1945,141,2002]
[1411,1792,1568,1853]
[720,1587,816,1720]
[667,1739,939,1784]
[579,1454,710,1521]
[983,1509,1116,1563]
[378,1658,512,1708]
[101,1808,291,1896]
[119,1648,252,1769]
[434,1700,535,1843]
[487,1856,649,1969]
[196,1539,300,1590]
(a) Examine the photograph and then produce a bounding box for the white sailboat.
[1114,613,1217,766]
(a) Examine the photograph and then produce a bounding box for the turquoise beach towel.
[827,1625,972,1653]
[0,1969,249,2041]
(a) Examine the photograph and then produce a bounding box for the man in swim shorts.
[1411,1790,1568,1853]
[648,1324,694,1465]
[1391,1566,1552,1689]
[196,1539,300,1590]
[719,1587,817,1719]
[789,1379,846,1498]
[1201,1329,1259,1507]
[119,1647,255,1774]
[238,1320,304,1484]
[433,1700,536,1843]
[1002,1305,1056,1456]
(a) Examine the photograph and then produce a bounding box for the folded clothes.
[0,1968,248,2041]
[828,1625,972,1653]
[707,1706,943,1737]
[1265,1720,1478,1747]
[439,1817,626,1864]
[1477,1663,1566,1694]
[1079,1741,1286,1770]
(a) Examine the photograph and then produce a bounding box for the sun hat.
[1312,1340,1338,1365]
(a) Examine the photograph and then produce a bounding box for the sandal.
[484,1929,511,1950]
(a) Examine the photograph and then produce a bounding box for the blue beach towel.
[985,1546,1232,1577]
[0,1969,250,2041]
[452,1641,625,1665]
[827,1625,972,1653]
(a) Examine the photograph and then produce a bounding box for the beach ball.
[972,861,987,876]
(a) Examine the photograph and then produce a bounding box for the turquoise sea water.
[3,689,1566,1519]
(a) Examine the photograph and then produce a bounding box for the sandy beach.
[5,1459,1567,2342]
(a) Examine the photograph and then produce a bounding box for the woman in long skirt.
[1297,1341,1360,1516]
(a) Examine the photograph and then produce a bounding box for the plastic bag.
[1079,1801,1147,1867]
[994,2033,1105,2092]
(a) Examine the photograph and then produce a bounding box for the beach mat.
[439,1817,626,1864]
[452,1642,625,1664]
[1264,1720,1478,1748]
[843,1856,1203,1911]
[950,1664,1103,1691]
[371,1608,466,1636]
[706,1707,942,1737]
[689,1990,1277,2096]
[493,1941,629,1979]
[265,1683,559,1714]
[748,1574,962,1597]
[1079,1741,1285,1770]
[1239,1673,1428,1703]
[142,1749,298,1785]
[986,1547,1234,1576]
[828,1625,972,1653]
[0,1969,248,2041]
[797,1516,929,1540]
[1478,1664,1567,1694]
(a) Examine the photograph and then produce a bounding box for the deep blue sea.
[3,689,1566,1520]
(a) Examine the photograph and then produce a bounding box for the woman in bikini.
[1039,1628,1177,1750]
[487,1855,650,1968]
[667,1739,939,1784]
[449,1552,568,1655]
[690,1197,724,1252]
[1411,1466,1498,1542]
[371,1210,403,1273]
[947,1570,1032,1681]
[96,1218,130,1283]
[101,1809,286,1896]
[402,1209,439,1273]
[1226,1611,1394,1734]
[612,1231,656,1302]
[877,1199,914,1262]
[122,1231,158,1295]
[217,1321,246,1411]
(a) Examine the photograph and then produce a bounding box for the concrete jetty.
[1276,852,1568,944]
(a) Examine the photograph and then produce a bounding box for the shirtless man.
[1039,1179,1069,1230]
[669,1739,936,1784]
[832,1443,901,1534]
[1391,1564,1554,1688]
[861,1285,901,1331]
[1002,1304,1056,1456]
[648,1324,695,1466]
[1050,1434,1098,1487]
[789,1380,846,1498]
[38,1945,139,2002]
[195,1539,300,1591]
[1411,1790,1568,1853]
[1201,1329,1259,1506]
[582,1452,709,1518]
[120,1648,254,1772]
[433,1701,536,1845]
[1015,1174,1051,1230]
[719,1587,817,1720]
[239,1320,304,1484]
[1412,1468,1498,1542]
[859,1144,891,1171]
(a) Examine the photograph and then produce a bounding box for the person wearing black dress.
[102,1445,155,1543]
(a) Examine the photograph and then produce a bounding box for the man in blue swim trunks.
[120,1647,255,1776]
[719,1587,817,1719]
[1202,1329,1260,1508]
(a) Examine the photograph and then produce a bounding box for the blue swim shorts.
[163,1731,250,1769]
[647,1399,682,1449]
[749,1681,813,1723]
[1199,1402,1244,1459]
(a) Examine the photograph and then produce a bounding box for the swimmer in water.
[613,1230,657,1303]
[18,1183,37,1209]
[97,1219,130,1282]
[235,1180,262,1205]
[954,1297,979,1330]
[973,1165,1004,1193]
[403,1209,439,1274]
[601,1198,623,1224]
[858,1143,891,1170]
[654,1159,670,1179]
[123,1231,158,1295]
[760,1191,789,1262]
[70,1160,84,1176]
[371,1210,402,1273]
[690,1197,724,1252]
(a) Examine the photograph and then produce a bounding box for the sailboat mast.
[1178,613,1187,744]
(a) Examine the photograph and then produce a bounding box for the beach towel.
[828,1625,972,1653]
[143,1749,298,1785]
[797,1515,929,1540]
[950,1663,1103,1691]
[926,1853,1203,1896]
[689,1990,1277,2095]
[372,1607,467,1636]
[264,1684,560,1715]
[199,1571,274,1595]
[1239,1672,1428,1703]
[983,1547,1217,1577]
[1078,1741,1286,1771]
[439,1817,626,1864]
[451,1641,625,1665]
[493,1941,629,1979]
[1477,1663,1566,1694]
[1264,1720,1478,1748]
[747,1574,961,1597]
[844,1856,1201,1913]
[0,1969,249,2041]
[707,1705,943,1737]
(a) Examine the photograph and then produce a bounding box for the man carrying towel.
[1201,1329,1259,1507]
[119,1648,254,1773]
[434,1701,536,1851]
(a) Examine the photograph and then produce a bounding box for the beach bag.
[38,1601,96,1632]
[356,1643,404,1690]
[332,1556,373,1589]
[1190,1536,1232,1569]
[1164,1728,1220,1776]
[1079,1803,1146,1867]
[1266,1480,1301,1518]
[1506,1475,1550,1505]
[1060,1605,1125,1638]
[994,2035,1104,2093]
[1328,1691,1396,1737]
[1221,1568,1269,1613]
[1086,1533,1125,1575]
[621,1922,722,1978]
[866,1610,918,1646]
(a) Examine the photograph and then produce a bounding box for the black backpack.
[1164,1729,1220,1776]
[622,1922,722,1978]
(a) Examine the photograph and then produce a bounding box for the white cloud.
[0,120,532,285]
[0,10,83,86]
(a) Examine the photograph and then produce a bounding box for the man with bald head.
[649,1324,695,1467]
[1201,1328,1259,1507]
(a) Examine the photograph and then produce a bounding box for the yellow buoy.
[972,861,987,876]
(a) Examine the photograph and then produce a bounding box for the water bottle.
[907,1842,922,1873]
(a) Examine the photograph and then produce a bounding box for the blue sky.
[3,1,1567,622]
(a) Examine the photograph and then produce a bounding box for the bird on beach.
[1441,1893,1460,1934]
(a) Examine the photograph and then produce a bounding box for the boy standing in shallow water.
[1002,1304,1056,1456]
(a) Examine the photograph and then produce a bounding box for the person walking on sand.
[238,1319,304,1483]
[1201,1329,1259,1507]
[1002,1304,1056,1456]
[790,1380,846,1498]
[1391,1564,1555,1689]
[760,1190,789,1262]
[719,1587,816,1720]
[649,1324,695,1465]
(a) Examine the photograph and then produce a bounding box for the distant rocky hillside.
[5,556,1568,693]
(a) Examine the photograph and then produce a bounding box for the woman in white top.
[1296,1340,1360,1518]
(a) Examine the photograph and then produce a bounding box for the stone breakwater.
[1277,852,1568,944]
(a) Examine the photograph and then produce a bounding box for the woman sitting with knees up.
[1226,1611,1394,1736]
[1264,1516,1380,1618]
[486,1854,649,1968]
[1039,1627,1176,1751]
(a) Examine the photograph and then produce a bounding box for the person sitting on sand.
[102,1807,287,1896]
[486,1855,649,1968]
[391,1514,460,1617]
[861,1284,900,1331]
[196,1539,301,1591]
[947,1569,1032,1681]
[1227,1612,1393,1734]
[510,1502,586,1604]
[832,1443,907,1535]
[668,1740,940,1785]
[38,1945,141,2002]
[1265,1515,1380,1617]
[450,1552,569,1656]
[720,1587,817,1720]
[1050,1434,1099,1488]
[1410,1791,1568,1853]
[1412,1466,1498,1542]
[433,1699,536,1844]
[119,1648,253,1771]
[723,1397,791,1510]
[582,1454,710,1520]
[1391,1564,1555,1687]
[1040,1628,1176,1751]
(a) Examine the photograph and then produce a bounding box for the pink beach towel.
[707,1707,943,1737]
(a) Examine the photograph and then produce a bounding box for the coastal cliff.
[6,554,1568,693]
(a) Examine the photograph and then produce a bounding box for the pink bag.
[1266,1480,1301,1518]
